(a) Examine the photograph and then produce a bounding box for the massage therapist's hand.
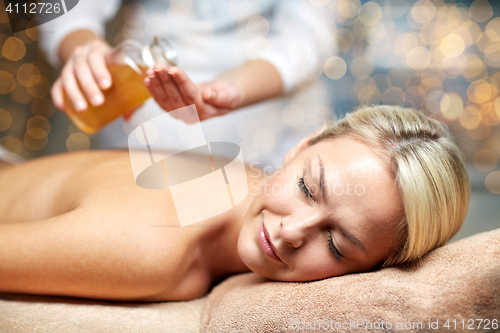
[138,63,243,122]
[51,39,113,113]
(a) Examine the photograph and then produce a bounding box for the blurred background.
[0,0,498,240]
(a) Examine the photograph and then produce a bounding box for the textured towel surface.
[0,293,206,333]
[201,229,500,333]
[1,230,498,333]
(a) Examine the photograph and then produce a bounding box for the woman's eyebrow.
[318,155,325,198]
[339,226,367,255]
[317,154,367,255]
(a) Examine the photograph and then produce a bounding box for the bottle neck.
[141,37,178,68]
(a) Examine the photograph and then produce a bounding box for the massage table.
[1,228,499,332]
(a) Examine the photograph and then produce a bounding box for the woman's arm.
[0,151,214,301]
[0,205,191,301]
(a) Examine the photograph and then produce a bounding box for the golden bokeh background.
[0,0,499,195]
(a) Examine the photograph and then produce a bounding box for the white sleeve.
[246,0,335,94]
[38,0,121,67]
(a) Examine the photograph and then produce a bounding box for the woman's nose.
[279,213,320,248]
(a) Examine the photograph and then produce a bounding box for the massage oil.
[63,64,151,134]
[63,37,177,134]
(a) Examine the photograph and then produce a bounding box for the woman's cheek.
[263,175,296,209]
[294,257,335,281]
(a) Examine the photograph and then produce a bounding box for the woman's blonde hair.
[309,105,471,267]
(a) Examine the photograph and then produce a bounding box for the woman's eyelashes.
[327,231,343,261]
[297,176,314,202]
[298,173,342,261]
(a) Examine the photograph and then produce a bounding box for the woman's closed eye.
[297,176,314,202]
[328,231,343,261]
[298,176,343,261]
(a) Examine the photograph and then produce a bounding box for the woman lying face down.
[0,106,470,302]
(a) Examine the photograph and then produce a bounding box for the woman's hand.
[139,63,244,122]
[51,39,113,113]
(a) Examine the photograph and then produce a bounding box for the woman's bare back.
[0,150,254,301]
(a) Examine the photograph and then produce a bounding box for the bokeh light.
[0,108,12,131]
[0,5,8,24]
[11,84,34,104]
[358,83,381,104]
[0,135,22,155]
[440,33,465,58]
[350,56,373,79]
[66,133,91,153]
[309,0,330,6]
[440,92,463,120]
[146,16,168,35]
[0,0,497,184]
[388,68,410,88]
[2,37,26,61]
[469,0,493,23]
[359,2,382,26]
[411,0,436,24]
[24,131,48,151]
[337,0,360,23]
[363,21,386,44]
[405,85,427,108]
[324,56,347,79]
[407,47,431,70]
[485,170,500,194]
[463,54,487,80]
[26,76,51,98]
[473,148,497,172]
[247,16,269,38]
[282,104,305,127]
[467,122,491,140]
[228,0,261,21]
[17,63,41,87]
[31,97,55,118]
[253,127,276,152]
[382,87,405,105]
[25,21,39,41]
[26,116,51,140]
[0,70,15,94]
[310,0,497,175]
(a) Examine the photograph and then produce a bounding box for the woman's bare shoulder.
[0,150,135,223]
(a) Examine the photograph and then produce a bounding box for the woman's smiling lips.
[258,216,283,263]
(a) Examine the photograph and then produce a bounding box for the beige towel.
[0,293,207,333]
[201,229,500,332]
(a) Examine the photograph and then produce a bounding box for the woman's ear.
[283,125,327,165]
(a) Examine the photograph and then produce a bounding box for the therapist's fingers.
[145,69,175,111]
[155,65,186,110]
[61,61,88,112]
[87,42,112,90]
[168,67,202,107]
[201,80,242,110]
[73,52,105,107]
[199,91,222,120]
[199,104,231,121]
[202,88,233,108]
[51,78,65,112]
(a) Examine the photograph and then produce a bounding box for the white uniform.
[39,0,334,168]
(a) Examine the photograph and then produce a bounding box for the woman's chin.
[237,240,276,279]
